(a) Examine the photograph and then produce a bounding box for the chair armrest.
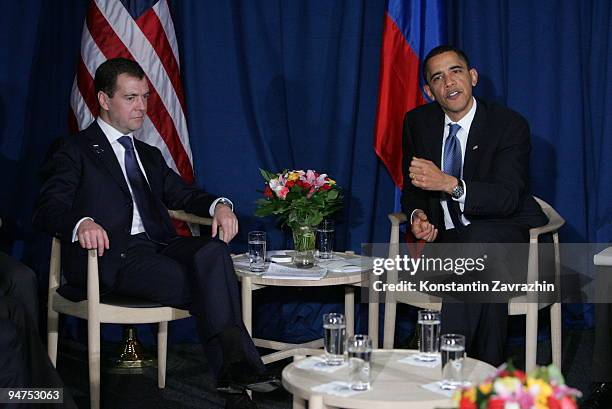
[528,218,565,240]
[168,210,213,226]
[388,212,408,226]
[86,249,100,307]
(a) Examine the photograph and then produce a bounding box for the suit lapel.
[84,123,131,197]
[462,101,486,181]
[425,109,445,168]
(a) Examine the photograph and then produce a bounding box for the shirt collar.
[96,117,133,144]
[444,97,478,133]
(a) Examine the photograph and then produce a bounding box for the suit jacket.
[401,98,547,233]
[33,122,217,294]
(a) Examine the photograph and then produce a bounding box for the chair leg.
[550,302,562,369]
[383,302,397,349]
[525,303,538,372]
[47,308,59,367]
[158,321,168,389]
[88,317,101,409]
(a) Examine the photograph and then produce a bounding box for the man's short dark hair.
[422,45,471,82]
[94,58,145,97]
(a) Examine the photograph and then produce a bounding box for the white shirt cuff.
[72,217,94,242]
[209,197,234,217]
[410,209,423,224]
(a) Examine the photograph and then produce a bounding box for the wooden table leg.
[345,286,355,337]
[241,276,253,336]
[308,395,326,409]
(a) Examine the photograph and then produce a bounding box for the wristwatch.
[450,180,464,200]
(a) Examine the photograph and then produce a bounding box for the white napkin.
[311,381,364,397]
[317,259,362,273]
[294,356,347,373]
[420,381,455,398]
[398,353,441,368]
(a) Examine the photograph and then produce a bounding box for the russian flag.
[374,0,446,189]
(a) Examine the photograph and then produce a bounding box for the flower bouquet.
[454,363,581,409]
[255,169,342,267]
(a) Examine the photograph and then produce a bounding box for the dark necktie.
[118,135,170,244]
[443,123,464,229]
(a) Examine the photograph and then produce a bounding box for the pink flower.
[277,186,289,199]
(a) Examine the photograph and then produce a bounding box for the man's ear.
[469,68,478,87]
[423,84,435,101]
[97,91,109,111]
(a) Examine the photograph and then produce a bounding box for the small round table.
[282,348,496,409]
[233,252,378,364]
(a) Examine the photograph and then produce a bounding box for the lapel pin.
[92,144,105,155]
[472,145,479,150]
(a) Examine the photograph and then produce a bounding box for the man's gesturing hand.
[409,157,457,193]
[212,204,238,243]
[411,210,438,242]
[77,219,110,256]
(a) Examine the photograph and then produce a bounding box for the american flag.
[69,0,194,185]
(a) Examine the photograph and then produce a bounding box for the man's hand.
[77,219,110,256]
[411,210,438,242]
[212,204,238,243]
[409,157,457,193]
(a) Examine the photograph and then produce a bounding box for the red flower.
[286,180,295,189]
[547,396,562,409]
[513,370,527,383]
[263,186,273,198]
[321,184,332,191]
[297,180,311,190]
[487,399,505,409]
[459,397,477,409]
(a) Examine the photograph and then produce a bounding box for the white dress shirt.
[72,118,232,241]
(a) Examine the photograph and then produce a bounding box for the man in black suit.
[401,45,547,366]
[33,58,274,409]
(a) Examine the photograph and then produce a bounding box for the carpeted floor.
[56,326,594,409]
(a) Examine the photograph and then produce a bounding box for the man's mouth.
[446,90,461,99]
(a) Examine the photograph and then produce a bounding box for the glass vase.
[292,225,316,268]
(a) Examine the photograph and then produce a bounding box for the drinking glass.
[316,220,335,259]
[440,334,465,390]
[347,334,372,391]
[323,313,346,365]
[416,310,441,361]
[248,231,266,272]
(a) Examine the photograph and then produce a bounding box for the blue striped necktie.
[118,135,170,244]
[443,123,464,228]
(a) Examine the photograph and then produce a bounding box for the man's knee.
[0,320,27,387]
[0,252,38,297]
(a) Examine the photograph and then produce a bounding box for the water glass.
[323,313,346,365]
[248,231,266,272]
[347,334,372,391]
[316,220,335,259]
[440,334,465,390]
[416,310,441,361]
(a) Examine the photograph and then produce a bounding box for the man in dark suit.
[401,45,547,366]
[33,58,274,409]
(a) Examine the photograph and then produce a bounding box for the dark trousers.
[0,251,39,328]
[436,221,528,367]
[0,298,77,408]
[109,234,265,378]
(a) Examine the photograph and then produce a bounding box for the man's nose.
[444,75,455,87]
[136,96,147,110]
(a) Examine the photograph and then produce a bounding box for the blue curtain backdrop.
[0,0,609,343]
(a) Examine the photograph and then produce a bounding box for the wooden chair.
[382,197,564,372]
[47,210,213,409]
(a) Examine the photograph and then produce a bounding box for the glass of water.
[347,334,372,391]
[248,231,266,272]
[416,309,441,361]
[316,219,335,259]
[323,313,346,365]
[440,333,465,390]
